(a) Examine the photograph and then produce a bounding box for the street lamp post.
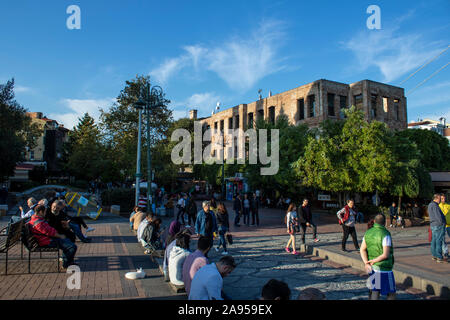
[142,84,164,214]
[133,103,145,207]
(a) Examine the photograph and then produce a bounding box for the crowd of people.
[13,190,95,270]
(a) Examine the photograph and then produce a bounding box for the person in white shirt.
[137,214,152,243]
[188,255,236,300]
[168,233,191,286]
[19,197,37,219]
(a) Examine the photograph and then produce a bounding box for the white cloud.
[343,27,445,82]
[150,56,191,85]
[149,19,287,92]
[171,92,222,119]
[15,85,33,93]
[48,98,115,130]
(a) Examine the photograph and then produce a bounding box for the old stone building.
[191,79,407,160]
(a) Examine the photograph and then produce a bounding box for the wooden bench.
[21,223,60,274]
[0,219,25,275]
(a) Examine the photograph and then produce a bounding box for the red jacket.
[338,205,352,225]
[28,215,57,247]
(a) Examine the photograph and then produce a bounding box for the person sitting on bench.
[140,217,163,254]
[46,200,91,243]
[19,197,37,220]
[29,205,78,269]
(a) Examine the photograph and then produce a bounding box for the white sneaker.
[221,251,228,255]
[389,224,393,227]
[215,247,219,252]
[85,227,95,233]
[185,225,191,228]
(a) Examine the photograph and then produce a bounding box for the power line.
[406,62,450,95]
[399,45,450,85]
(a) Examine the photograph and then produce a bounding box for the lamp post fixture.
[133,100,145,207]
[143,84,164,214]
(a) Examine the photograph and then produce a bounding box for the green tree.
[0,79,42,182]
[99,75,172,181]
[396,128,450,171]
[244,114,311,201]
[65,113,107,182]
[390,132,433,207]
[293,106,396,206]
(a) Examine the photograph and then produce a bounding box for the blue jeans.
[234,210,240,226]
[243,207,250,226]
[69,222,89,242]
[442,227,450,256]
[47,238,77,268]
[431,225,445,259]
[217,227,227,251]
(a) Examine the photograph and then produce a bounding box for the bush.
[101,188,136,213]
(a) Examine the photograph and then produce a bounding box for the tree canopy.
[0,79,42,182]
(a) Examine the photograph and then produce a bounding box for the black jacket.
[142,224,159,245]
[215,211,229,229]
[299,205,312,224]
[233,198,242,211]
[251,197,259,211]
[45,209,76,242]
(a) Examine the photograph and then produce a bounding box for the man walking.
[195,201,218,248]
[299,199,319,244]
[428,194,447,263]
[438,193,450,260]
[360,214,396,300]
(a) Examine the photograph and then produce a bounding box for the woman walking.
[285,203,299,255]
[215,202,230,255]
[337,199,360,252]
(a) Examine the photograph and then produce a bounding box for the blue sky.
[1,0,449,129]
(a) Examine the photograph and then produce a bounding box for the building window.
[214,122,218,133]
[370,94,377,119]
[354,94,363,110]
[327,93,335,116]
[339,95,347,118]
[258,109,264,121]
[234,137,238,159]
[308,95,315,118]
[220,119,224,133]
[228,117,233,130]
[235,115,240,128]
[383,97,388,113]
[269,106,275,124]
[30,150,35,161]
[393,99,400,120]
[340,95,347,109]
[212,149,216,158]
[248,112,254,128]
[298,98,305,120]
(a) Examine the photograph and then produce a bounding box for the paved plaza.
[0,201,448,300]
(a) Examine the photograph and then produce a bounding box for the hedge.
[101,188,148,213]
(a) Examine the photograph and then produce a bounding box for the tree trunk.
[398,195,402,215]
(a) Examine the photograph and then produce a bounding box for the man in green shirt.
[360,214,396,300]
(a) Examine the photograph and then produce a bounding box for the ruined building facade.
[190,79,407,160]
